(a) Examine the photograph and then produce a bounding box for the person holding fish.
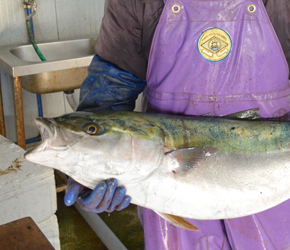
[64,0,290,249]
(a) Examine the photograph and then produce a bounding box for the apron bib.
[146,0,290,118]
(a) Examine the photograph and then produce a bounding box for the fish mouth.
[36,118,55,142]
[26,117,82,153]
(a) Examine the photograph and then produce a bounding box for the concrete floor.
[56,192,108,250]
[56,190,144,250]
[98,205,145,250]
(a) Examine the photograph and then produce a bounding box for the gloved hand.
[64,178,131,213]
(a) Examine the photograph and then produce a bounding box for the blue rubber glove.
[64,178,131,213]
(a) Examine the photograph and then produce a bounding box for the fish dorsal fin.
[154,211,199,231]
[166,147,218,174]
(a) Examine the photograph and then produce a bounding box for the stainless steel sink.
[0,38,96,93]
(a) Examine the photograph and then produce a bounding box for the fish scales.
[24,111,290,224]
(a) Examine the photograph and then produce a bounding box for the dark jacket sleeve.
[95,0,163,80]
[77,55,146,112]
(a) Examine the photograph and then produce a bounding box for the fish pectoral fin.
[155,211,199,231]
[166,147,218,174]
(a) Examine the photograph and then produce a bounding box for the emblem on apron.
[197,27,232,62]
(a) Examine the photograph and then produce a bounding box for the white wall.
[0,0,105,142]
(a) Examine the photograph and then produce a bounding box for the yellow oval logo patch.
[197,27,232,62]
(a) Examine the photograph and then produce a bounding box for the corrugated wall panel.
[0,0,28,46]
[55,0,104,40]
[31,0,59,43]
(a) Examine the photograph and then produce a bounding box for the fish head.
[25,112,163,189]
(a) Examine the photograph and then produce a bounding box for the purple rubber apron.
[138,0,290,249]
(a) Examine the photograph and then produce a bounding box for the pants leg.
[225,199,290,250]
[138,207,231,250]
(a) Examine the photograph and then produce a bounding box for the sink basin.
[0,38,96,93]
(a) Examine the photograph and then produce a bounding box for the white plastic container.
[0,135,59,248]
[38,214,60,250]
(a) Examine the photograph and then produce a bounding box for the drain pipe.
[64,90,78,112]
[74,204,128,250]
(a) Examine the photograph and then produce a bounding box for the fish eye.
[85,124,98,135]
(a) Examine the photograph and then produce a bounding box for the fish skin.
[24,111,290,221]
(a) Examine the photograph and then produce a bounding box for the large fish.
[24,111,290,230]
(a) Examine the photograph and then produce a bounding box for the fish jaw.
[24,117,84,173]
[29,117,83,151]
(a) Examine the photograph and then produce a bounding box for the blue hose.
[27,7,34,35]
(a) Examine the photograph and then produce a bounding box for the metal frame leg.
[12,77,26,149]
[0,74,5,137]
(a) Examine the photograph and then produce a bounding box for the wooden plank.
[0,217,55,250]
